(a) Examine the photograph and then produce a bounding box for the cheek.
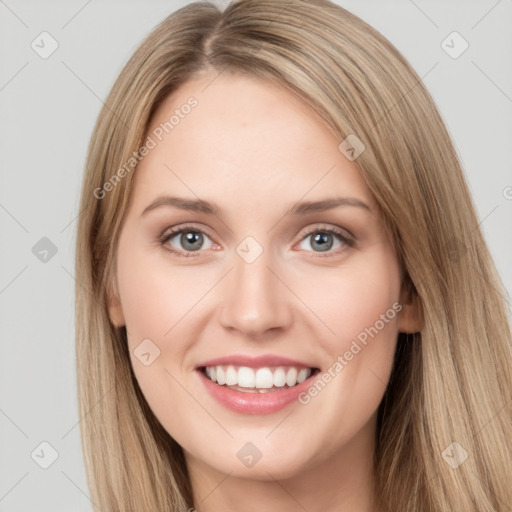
[296,247,402,351]
[115,239,212,408]
[116,238,205,344]
[115,244,204,433]
[294,251,401,412]
[295,249,402,433]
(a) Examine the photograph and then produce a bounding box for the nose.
[217,248,294,338]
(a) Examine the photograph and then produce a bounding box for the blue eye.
[159,226,214,257]
[159,225,354,258]
[298,227,354,255]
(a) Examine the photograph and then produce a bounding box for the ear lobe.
[397,278,424,334]
[106,280,126,328]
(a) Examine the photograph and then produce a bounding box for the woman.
[75,0,512,510]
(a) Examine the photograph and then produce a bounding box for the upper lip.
[196,354,317,369]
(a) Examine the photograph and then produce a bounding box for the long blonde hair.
[75,1,512,510]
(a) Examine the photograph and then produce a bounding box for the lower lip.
[197,369,318,415]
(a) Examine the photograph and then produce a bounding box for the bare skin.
[107,70,422,512]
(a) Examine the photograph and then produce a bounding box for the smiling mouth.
[199,365,321,393]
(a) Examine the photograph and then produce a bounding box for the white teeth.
[225,366,238,385]
[297,368,309,384]
[286,367,298,387]
[216,367,226,385]
[255,368,274,388]
[273,367,286,387]
[205,366,216,382]
[238,367,255,388]
[203,365,313,389]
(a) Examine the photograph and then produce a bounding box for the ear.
[106,279,126,328]
[397,277,424,334]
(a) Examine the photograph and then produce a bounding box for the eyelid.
[159,222,215,240]
[298,223,354,242]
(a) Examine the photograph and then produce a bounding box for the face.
[107,70,421,483]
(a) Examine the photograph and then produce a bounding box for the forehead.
[132,71,375,212]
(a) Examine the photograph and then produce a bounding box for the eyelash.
[158,224,355,259]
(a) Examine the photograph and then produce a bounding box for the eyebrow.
[141,195,371,217]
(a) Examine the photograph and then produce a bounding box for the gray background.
[1,0,511,510]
